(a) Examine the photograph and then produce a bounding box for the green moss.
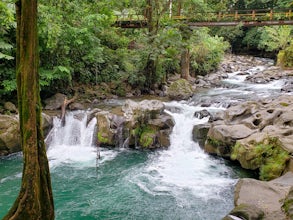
[97,132,108,144]
[135,125,157,148]
[280,102,289,107]
[232,137,290,181]
[207,137,224,147]
[231,142,243,160]
[140,132,154,148]
[283,192,293,219]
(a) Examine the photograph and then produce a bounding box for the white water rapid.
[131,102,236,205]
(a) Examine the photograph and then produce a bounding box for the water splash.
[46,111,98,168]
[131,101,236,202]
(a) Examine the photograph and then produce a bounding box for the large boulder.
[167,79,194,100]
[192,123,210,148]
[205,124,255,158]
[44,93,66,110]
[0,115,20,155]
[229,172,293,220]
[4,102,18,114]
[96,111,126,147]
[232,136,290,180]
[0,113,53,156]
[122,100,174,149]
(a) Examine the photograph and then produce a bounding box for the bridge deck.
[114,9,293,28]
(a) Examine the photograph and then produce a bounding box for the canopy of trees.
[0,0,292,100]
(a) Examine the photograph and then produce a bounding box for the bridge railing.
[187,9,293,22]
[115,8,293,24]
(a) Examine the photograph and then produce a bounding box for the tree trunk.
[180,48,190,80]
[146,0,154,34]
[3,0,54,219]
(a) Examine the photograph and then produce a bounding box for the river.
[0,55,287,219]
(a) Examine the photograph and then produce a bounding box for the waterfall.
[131,101,236,205]
[46,111,98,168]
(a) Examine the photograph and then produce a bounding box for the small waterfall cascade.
[133,101,235,207]
[46,111,97,167]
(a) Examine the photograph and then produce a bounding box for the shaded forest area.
[1,0,292,101]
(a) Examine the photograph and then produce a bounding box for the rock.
[122,100,174,149]
[245,66,290,84]
[232,136,290,180]
[0,115,20,155]
[167,79,194,100]
[205,124,255,157]
[69,102,85,110]
[283,186,293,219]
[44,93,66,110]
[232,172,293,220]
[96,111,116,146]
[94,100,175,149]
[194,109,211,119]
[223,204,264,220]
[42,113,53,137]
[122,99,164,121]
[192,124,210,148]
[281,79,293,93]
[4,102,18,113]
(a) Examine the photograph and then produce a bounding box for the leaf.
[0,52,14,60]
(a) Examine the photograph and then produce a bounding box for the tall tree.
[3,0,54,219]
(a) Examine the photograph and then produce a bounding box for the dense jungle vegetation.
[1,0,293,100]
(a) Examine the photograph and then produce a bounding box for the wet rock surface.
[224,172,293,220]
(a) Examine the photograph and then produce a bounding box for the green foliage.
[207,137,224,147]
[258,26,292,52]
[242,27,262,49]
[277,40,293,68]
[190,28,229,75]
[0,0,231,98]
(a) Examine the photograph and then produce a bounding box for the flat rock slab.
[234,172,293,220]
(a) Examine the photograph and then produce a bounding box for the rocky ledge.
[203,95,293,181]
[94,99,174,149]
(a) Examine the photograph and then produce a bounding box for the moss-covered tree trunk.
[180,48,190,79]
[3,0,54,219]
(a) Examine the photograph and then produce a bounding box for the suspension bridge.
[114,8,293,28]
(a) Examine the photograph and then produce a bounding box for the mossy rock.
[231,137,290,180]
[131,124,159,149]
[167,79,193,100]
[283,187,293,219]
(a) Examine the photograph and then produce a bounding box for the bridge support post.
[234,11,238,20]
[270,10,273,20]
